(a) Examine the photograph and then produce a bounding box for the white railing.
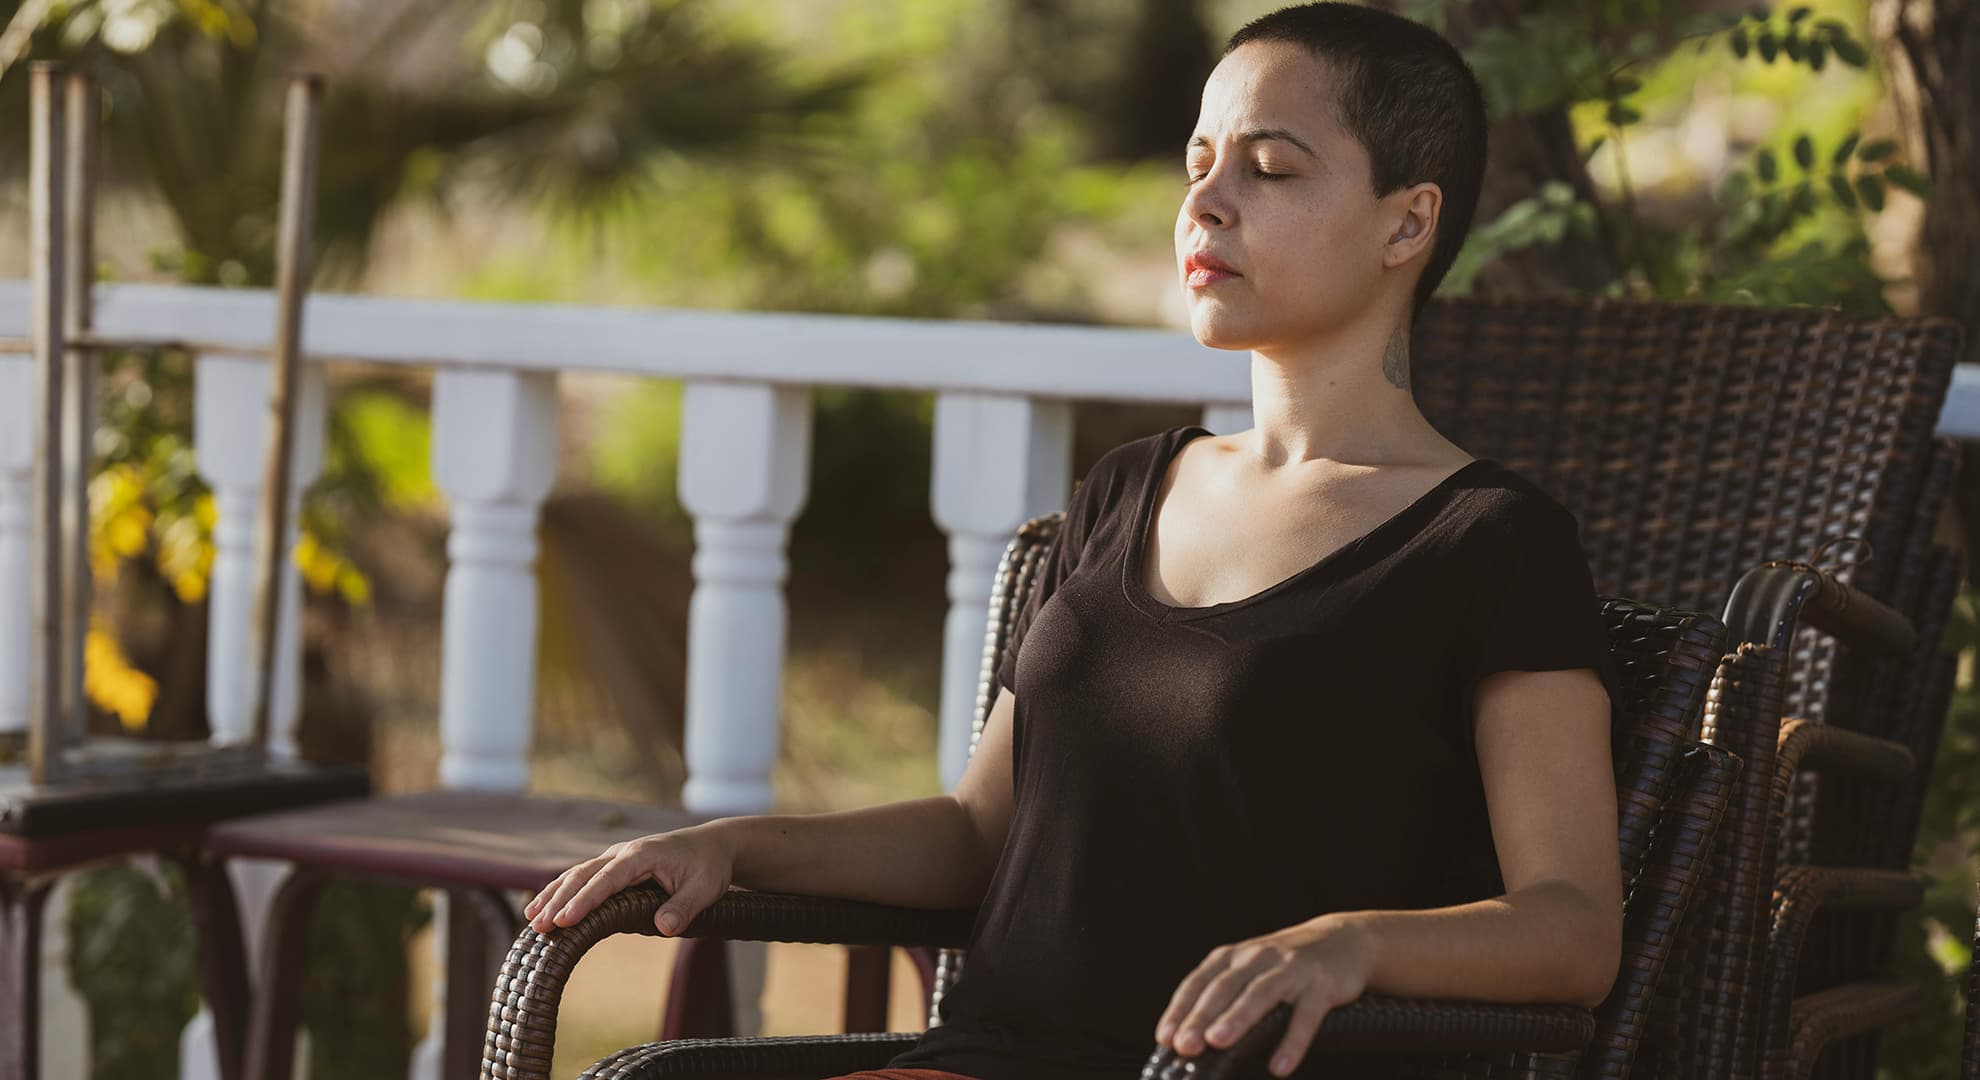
[4,280,1980,1076]
[0,280,1264,801]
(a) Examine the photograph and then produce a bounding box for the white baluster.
[39,877,90,1080]
[431,369,558,791]
[193,353,327,757]
[1201,402,1253,436]
[180,354,326,1080]
[929,393,1073,791]
[676,380,811,816]
[411,370,558,1080]
[0,352,32,740]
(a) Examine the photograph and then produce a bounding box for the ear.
[1382,182,1442,270]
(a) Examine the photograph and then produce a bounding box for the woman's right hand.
[524,821,737,936]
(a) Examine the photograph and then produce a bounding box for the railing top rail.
[8,279,1980,440]
[0,279,1251,404]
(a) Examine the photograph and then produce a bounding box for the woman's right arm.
[526,684,1020,935]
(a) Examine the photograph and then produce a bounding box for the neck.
[1241,304,1442,468]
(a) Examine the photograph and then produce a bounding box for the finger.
[1265,992,1334,1078]
[1174,960,1270,1056]
[523,871,567,921]
[531,862,603,932]
[1156,950,1232,1046]
[552,853,645,927]
[1201,969,1292,1050]
[652,872,725,936]
[525,862,589,922]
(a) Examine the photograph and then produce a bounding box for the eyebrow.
[1187,128,1319,157]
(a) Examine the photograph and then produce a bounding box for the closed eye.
[1183,166,1291,186]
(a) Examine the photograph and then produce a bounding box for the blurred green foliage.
[66,863,200,1080]
[1433,0,1912,313]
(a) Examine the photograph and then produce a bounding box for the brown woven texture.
[1757,534,1964,1080]
[481,889,974,1080]
[1408,297,1963,1080]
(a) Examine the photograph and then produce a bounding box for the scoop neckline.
[1120,425,1495,621]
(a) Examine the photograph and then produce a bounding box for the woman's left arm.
[1155,666,1624,1077]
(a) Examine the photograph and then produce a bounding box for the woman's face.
[1175,40,1434,351]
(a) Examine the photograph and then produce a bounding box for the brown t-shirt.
[888,423,1622,1080]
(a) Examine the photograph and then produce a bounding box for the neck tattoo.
[1381,324,1411,390]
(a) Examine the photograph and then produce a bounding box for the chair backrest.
[1410,295,1963,1079]
[946,507,1736,1078]
[1410,296,1959,736]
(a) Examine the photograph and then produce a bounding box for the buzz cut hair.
[1224,2,1489,321]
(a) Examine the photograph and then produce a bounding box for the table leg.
[902,946,939,1016]
[659,936,735,1040]
[0,876,52,1080]
[171,849,249,1080]
[843,946,892,1033]
[445,888,517,1080]
[244,867,330,1080]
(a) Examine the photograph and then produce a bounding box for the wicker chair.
[479,295,1964,1079]
[1404,296,1964,1080]
[479,502,1734,1080]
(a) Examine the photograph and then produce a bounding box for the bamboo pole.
[27,63,66,784]
[246,74,324,755]
[61,70,97,753]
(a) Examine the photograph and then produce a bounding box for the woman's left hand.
[1154,913,1378,1078]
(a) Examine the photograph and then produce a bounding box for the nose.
[1181,164,1232,230]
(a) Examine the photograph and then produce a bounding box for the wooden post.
[247,75,323,755]
[28,63,67,785]
[60,70,97,752]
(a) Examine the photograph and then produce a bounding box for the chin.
[1187,308,1265,351]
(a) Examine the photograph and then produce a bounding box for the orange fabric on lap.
[818,1071,981,1080]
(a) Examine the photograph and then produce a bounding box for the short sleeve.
[992,454,1115,696]
[1456,502,1621,742]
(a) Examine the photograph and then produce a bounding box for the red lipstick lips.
[1184,250,1241,288]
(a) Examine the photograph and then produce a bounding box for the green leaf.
[1832,37,1869,66]
[1832,132,1860,165]
[1816,17,1848,36]
[1613,74,1642,95]
[1885,164,1932,197]
[1582,134,1607,161]
[1607,102,1642,125]
[1856,175,1886,211]
[1757,148,1778,182]
[1859,138,1898,161]
[1808,41,1826,70]
[1830,174,1857,208]
[1731,28,1750,58]
[1792,183,1816,217]
[1788,5,1812,20]
[1793,134,1814,169]
[1758,30,1779,62]
[1784,32,1804,62]
[1749,3,1770,18]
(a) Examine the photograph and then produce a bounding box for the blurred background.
[0,0,1975,1076]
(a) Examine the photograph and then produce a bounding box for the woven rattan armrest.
[1778,976,1928,1080]
[482,882,972,1080]
[1774,718,1914,784]
[1139,996,1596,1079]
[576,1032,922,1079]
[1756,866,1927,1080]
[1724,561,1916,659]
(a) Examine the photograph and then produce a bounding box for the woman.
[525,4,1626,1078]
